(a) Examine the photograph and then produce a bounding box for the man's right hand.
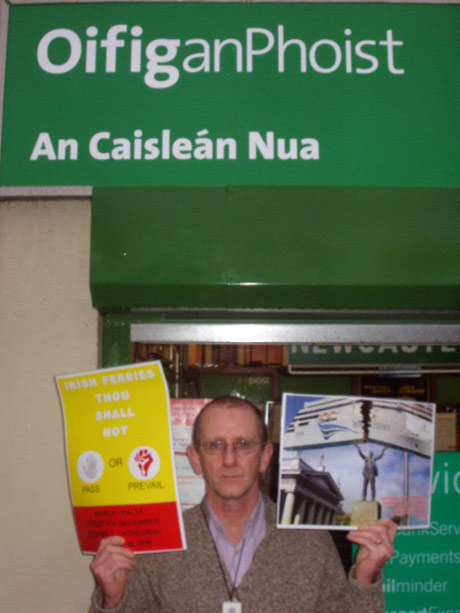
[90,536,136,609]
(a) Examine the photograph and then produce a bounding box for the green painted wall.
[436,376,460,405]
[279,374,353,397]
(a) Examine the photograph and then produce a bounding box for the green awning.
[90,186,460,311]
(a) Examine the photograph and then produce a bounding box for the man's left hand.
[346,520,397,586]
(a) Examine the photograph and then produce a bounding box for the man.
[89,396,396,612]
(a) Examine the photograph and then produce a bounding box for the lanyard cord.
[200,504,247,602]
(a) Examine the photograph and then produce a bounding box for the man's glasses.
[197,438,264,456]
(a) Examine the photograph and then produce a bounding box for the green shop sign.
[1,1,459,187]
[384,453,460,613]
[289,345,460,367]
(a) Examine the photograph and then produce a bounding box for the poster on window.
[56,361,186,554]
[171,398,209,509]
[277,393,435,531]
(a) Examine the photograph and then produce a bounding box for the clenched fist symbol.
[135,449,154,477]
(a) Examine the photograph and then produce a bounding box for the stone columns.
[293,499,307,524]
[281,491,296,524]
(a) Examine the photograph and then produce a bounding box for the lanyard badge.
[223,601,242,613]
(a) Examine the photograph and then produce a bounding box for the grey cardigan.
[90,500,384,613]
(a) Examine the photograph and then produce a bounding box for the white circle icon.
[128,446,160,480]
[77,451,104,484]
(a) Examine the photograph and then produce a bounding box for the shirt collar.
[205,494,266,543]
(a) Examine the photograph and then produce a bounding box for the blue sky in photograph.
[283,394,325,433]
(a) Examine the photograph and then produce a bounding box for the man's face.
[187,404,272,504]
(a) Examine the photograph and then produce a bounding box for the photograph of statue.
[277,393,435,531]
[354,444,388,501]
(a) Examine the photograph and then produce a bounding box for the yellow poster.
[56,361,186,554]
